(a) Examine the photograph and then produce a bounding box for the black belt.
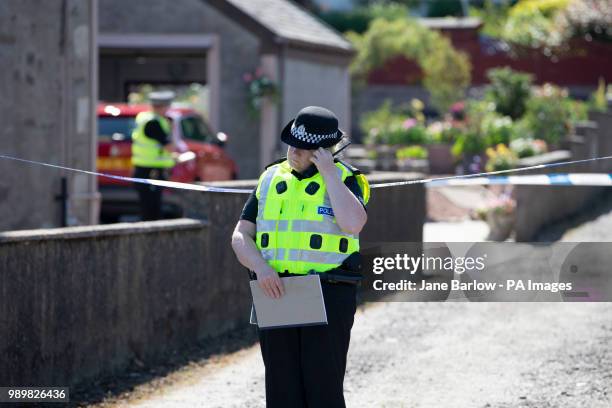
[249,269,362,286]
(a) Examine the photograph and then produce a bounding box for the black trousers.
[133,166,168,221]
[258,281,357,408]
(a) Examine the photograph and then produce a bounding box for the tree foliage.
[485,67,533,119]
[348,17,472,113]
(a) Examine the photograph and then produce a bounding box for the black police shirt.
[240,162,366,223]
[144,119,170,145]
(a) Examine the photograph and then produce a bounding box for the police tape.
[369,154,612,189]
[2,153,612,193]
[371,173,612,188]
[0,154,253,193]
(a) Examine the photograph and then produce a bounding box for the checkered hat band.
[291,123,337,144]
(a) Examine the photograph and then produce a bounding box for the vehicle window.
[181,117,213,142]
[98,117,136,141]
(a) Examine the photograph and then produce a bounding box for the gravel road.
[84,189,612,408]
[93,302,611,408]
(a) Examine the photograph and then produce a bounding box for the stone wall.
[515,107,612,241]
[0,171,426,387]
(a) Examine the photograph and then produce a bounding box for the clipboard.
[249,274,328,329]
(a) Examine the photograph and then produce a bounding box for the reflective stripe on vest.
[131,111,175,168]
[255,160,360,274]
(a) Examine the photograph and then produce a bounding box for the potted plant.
[361,100,427,171]
[426,121,461,174]
[451,131,487,174]
[475,192,516,241]
[451,100,501,174]
[396,145,428,172]
[243,68,279,118]
[485,144,518,172]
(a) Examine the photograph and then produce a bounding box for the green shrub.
[451,100,516,157]
[361,100,395,143]
[470,98,516,148]
[588,78,609,113]
[520,83,583,146]
[361,100,427,145]
[485,67,533,119]
[426,0,464,17]
[422,41,472,113]
[501,0,571,53]
[510,0,570,17]
[317,3,410,34]
[348,17,471,114]
[317,9,372,34]
[471,0,611,53]
[396,145,428,160]
[469,0,512,39]
[452,131,487,157]
[568,99,588,122]
[388,120,428,145]
[482,114,515,147]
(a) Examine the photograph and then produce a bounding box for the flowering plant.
[488,194,516,215]
[450,101,466,121]
[509,138,548,158]
[243,68,279,118]
[474,192,516,220]
[426,121,463,145]
[485,144,518,172]
[362,100,427,145]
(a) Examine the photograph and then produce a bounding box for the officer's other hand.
[310,148,335,176]
[256,266,285,299]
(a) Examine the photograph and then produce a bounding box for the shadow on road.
[70,326,259,407]
[535,189,612,242]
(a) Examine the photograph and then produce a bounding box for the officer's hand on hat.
[256,265,285,299]
[310,148,335,176]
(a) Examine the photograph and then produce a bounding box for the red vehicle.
[97,102,237,222]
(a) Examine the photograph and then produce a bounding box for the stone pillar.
[0,0,99,231]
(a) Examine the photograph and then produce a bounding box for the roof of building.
[207,0,354,55]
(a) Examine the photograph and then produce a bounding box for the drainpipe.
[275,37,288,157]
[56,177,68,227]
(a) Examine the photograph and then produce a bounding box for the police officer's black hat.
[281,106,344,150]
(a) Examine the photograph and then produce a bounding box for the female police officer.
[231,106,369,407]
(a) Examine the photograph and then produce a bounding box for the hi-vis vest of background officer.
[131,112,174,168]
[255,159,370,274]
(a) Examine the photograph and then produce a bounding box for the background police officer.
[231,106,369,408]
[131,91,176,221]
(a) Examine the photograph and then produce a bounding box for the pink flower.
[402,118,417,129]
[243,73,253,83]
[451,101,465,113]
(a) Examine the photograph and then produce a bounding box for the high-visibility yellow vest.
[131,111,174,168]
[255,159,370,274]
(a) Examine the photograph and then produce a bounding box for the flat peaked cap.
[149,90,175,105]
